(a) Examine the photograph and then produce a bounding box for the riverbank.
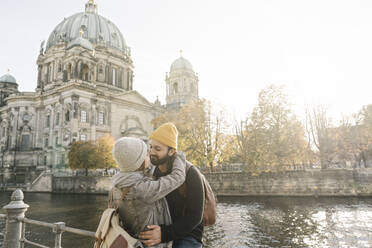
[18,168,372,197]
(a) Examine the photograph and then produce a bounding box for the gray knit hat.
[112,137,148,172]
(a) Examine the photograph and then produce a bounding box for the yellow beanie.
[150,122,178,150]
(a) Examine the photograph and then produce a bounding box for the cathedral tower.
[166,52,199,110]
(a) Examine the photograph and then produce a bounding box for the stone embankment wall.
[52,176,111,194]
[29,172,53,192]
[25,169,372,196]
[204,169,372,196]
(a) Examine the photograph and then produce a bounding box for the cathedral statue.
[40,40,45,55]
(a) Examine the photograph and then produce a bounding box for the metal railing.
[0,189,95,248]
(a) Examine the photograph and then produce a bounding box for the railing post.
[53,222,65,248]
[3,189,29,248]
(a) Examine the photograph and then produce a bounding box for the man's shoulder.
[185,164,203,183]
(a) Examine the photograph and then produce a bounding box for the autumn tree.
[152,99,233,167]
[234,118,250,166]
[68,135,117,175]
[236,85,309,172]
[68,141,98,176]
[337,105,372,167]
[356,105,372,166]
[96,134,117,171]
[306,106,338,169]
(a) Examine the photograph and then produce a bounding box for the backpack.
[178,162,217,226]
[94,187,144,248]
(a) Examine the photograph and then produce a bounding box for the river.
[0,193,371,248]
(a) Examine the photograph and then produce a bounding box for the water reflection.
[0,193,371,248]
[203,197,372,248]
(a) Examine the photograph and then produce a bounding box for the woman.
[110,137,186,248]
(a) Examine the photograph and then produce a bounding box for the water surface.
[0,193,371,248]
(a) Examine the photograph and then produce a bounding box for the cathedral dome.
[0,73,17,84]
[170,56,194,72]
[46,1,128,53]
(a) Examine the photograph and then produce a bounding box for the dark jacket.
[153,162,205,243]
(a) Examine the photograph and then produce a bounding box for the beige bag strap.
[109,186,133,209]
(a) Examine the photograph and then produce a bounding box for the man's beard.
[150,154,171,166]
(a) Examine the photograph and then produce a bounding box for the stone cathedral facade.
[0,0,199,184]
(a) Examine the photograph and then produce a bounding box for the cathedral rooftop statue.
[67,31,94,51]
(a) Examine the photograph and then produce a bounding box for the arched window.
[65,110,70,122]
[49,64,53,82]
[81,64,89,81]
[67,64,72,80]
[21,134,30,151]
[105,65,110,83]
[81,110,87,123]
[98,111,105,125]
[112,68,116,85]
[46,115,50,128]
[56,112,60,126]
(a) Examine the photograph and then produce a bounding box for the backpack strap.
[178,161,193,198]
[109,186,133,209]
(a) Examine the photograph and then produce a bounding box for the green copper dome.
[0,73,17,84]
[170,56,194,72]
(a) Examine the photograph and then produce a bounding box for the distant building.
[0,1,200,184]
[0,1,163,183]
[165,53,199,111]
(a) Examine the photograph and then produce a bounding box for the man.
[140,122,205,248]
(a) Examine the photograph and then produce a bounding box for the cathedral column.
[48,105,55,168]
[34,106,44,149]
[125,69,129,90]
[93,64,97,83]
[37,66,42,89]
[90,99,97,141]
[53,61,57,82]
[71,95,80,141]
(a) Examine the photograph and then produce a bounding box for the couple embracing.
[110,123,204,248]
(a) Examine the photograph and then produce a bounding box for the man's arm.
[134,152,186,204]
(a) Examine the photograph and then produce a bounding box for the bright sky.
[1,0,372,123]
